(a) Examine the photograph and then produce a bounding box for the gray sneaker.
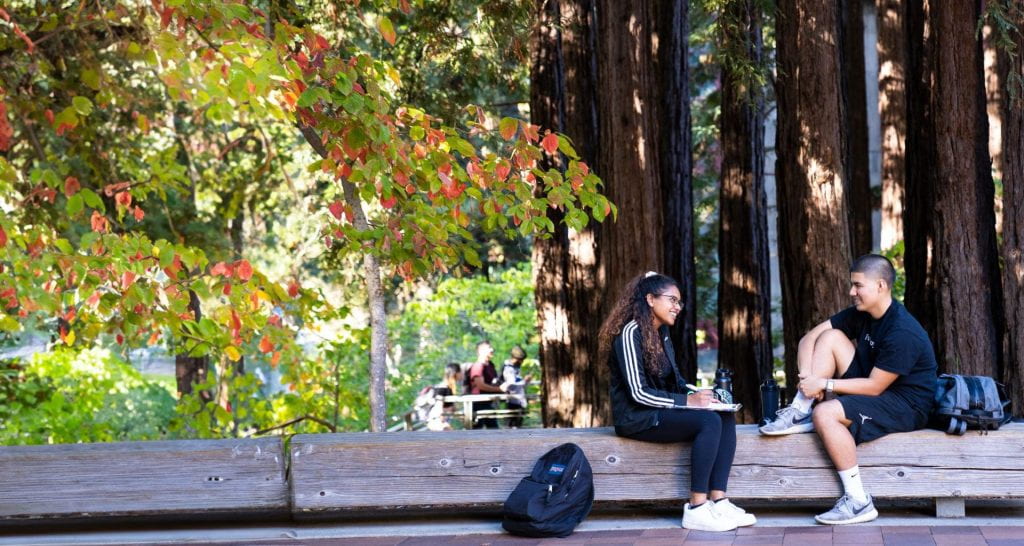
[815,494,878,525]
[758,405,814,435]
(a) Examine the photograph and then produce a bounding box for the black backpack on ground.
[930,374,1012,435]
[501,442,594,538]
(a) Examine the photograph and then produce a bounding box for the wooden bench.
[289,423,1024,519]
[2,424,1020,527]
[0,437,288,527]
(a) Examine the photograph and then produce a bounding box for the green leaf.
[80,188,104,212]
[81,69,101,91]
[448,136,476,158]
[54,238,74,254]
[557,135,580,160]
[409,126,425,141]
[341,94,364,114]
[463,247,481,267]
[66,194,84,216]
[72,96,93,116]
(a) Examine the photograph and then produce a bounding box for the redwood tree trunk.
[531,0,605,428]
[905,0,1003,377]
[842,0,873,257]
[775,0,853,397]
[998,27,1024,417]
[653,0,697,384]
[717,0,771,424]
[876,0,907,251]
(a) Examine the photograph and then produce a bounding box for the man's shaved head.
[850,254,896,290]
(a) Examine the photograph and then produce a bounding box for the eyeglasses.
[654,294,682,307]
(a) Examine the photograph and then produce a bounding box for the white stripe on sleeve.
[621,320,677,408]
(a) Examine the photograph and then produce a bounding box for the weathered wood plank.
[0,438,288,526]
[289,424,1024,516]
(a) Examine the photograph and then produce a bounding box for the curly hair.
[597,272,680,376]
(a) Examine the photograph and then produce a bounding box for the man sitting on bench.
[759,254,937,525]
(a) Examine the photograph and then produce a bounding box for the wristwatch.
[826,379,835,394]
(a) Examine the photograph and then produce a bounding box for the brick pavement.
[288,526,1024,546]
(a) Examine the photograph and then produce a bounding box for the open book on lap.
[681,402,742,412]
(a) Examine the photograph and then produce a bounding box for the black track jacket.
[608,320,689,436]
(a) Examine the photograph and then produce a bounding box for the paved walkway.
[329,526,1024,545]
[4,501,1022,545]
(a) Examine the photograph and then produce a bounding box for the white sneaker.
[759,405,814,435]
[682,501,738,532]
[714,498,757,527]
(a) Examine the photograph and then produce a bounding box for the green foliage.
[881,240,907,303]
[388,263,537,416]
[0,348,175,445]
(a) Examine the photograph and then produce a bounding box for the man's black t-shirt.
[830,300,938,420]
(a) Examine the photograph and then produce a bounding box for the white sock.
[791,390,814,413]
[838,466,868,504]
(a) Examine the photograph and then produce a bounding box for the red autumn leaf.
[231,310,241,334]
[133,303,145,314]
[133,206,145,221]
[522,123,541,143]
[90,211,108,233]
[541,132,559,155]
[378,16,397,46]
[0,225,6,247]
[352,82,364,95]
[87,291,100,307]
[116,334,124,345]
[210,261,231,277]
[115,192,132,208]
[160,6,174,29]
[328,201,344,220]
[405,183,416,195]
[268,315,282,327]
[44,109,54,125]
[0,103,12,152]
[495,160,511,181]
[235,259,253,281]
[258,336,274,353]
[64,177,80,197]
[381,195,397,209]
[287,282,300,298]
[121,271,136,290]
[314,34,330,52]
[222,283,232,296]
[0,8,9,21]
[271,351,281,366]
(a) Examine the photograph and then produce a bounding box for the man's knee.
[812,400,847,427]
[813,329,852,352]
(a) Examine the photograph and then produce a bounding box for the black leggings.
[626,409,737,494]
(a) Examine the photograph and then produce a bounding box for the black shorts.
[838,361,925,444]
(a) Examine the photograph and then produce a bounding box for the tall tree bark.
[532,1,694,426]
[998,22,1024,417]
[905,0,1003,377]
[876,0,907,251]
[653,0,697,384]
[776,0,853,397]
[531,0,605,428]
[717,0,771,424]
[842,0,873,257]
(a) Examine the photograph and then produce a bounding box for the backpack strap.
[964,376,985,410]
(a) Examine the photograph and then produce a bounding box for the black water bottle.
[714,368,734,404]
[760,378,780,426]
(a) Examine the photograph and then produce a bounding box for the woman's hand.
[687,389,717,407]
